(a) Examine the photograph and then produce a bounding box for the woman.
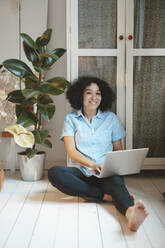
[48,76,148,232]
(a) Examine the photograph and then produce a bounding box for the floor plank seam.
[77,197,80,248]
[28,181,49,248]
[96,203,104,248]
[3,182,34,248]
[0,180,21,214]
[141,178,165,229]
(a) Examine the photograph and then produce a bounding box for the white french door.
[67,0,165,169]
[126,0,165,168]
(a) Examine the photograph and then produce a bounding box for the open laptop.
[92,148,149,178]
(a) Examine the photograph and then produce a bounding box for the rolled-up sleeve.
[60,115,75,141]
[111,116,126,142]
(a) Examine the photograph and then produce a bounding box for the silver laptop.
[92,148,149,178]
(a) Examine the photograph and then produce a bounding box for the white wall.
[43,0,68,167]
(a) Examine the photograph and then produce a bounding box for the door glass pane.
[78,0,117,48]
[78,56,117,113]
[134,0,165,48]
[133,56,165,157]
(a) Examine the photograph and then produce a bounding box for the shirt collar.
[75,108,104,119]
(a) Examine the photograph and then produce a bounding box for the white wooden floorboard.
[78,199,103,248]
[29,184,61,248]
[125,176,165,248]
[1,172,165,248]
[29,184,78,248]
[150,176,165,194]
[4,179,48,248]
[52,191,78,248]
[113,177,151,248]
[0,172,20,213]
[0,179,34,247]
[97,203,127,248]
[136,177,165,227]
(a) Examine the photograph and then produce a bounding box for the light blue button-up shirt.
[60,109,126,176]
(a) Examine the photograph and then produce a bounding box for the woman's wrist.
[88,161,96,169]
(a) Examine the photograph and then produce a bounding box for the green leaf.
[3,59,34,78]
[34,54,55,72]
[27,74,39,83]
[22,89,41,99]
[25,148,37,159]
[25,77,39,90]
[16,106,38,127]
[23,98,37,106]
[21,33,38,51]
[48,48,66,60]
[40,54,56,67]
[7,90,25,103]
[40,83,63,95]
[40,77,70,96]
[35,37,45,53]
[39,95,53,104]
[41,139,52,148]
[9,91,36,105]
[38,104,55,120]
[33,130,49,144]
[47,77,70,89]
[23,41,39,64]
[36,29,52,47]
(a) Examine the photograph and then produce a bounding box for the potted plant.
[1,29,70,181]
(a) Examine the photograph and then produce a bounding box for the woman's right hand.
[92,163,103,173]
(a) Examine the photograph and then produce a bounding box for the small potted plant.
[1,29,70,181]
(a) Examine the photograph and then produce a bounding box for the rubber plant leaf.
[33,130,49,144]
[47,77,70,89]
[41,139,52,148]
[22,89,41,99]
[16,107,38,127]
[3,59,34,78]
[24,77,39,90]
[36,29,52,47]
[38,104,55,120]
[48,48,66,61]
[25,148,37,158]
[39,95,53,104]
[7,90,25,103]
[23,41,39,64]
[21,33,39,51]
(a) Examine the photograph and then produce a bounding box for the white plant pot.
[18,152,46,181]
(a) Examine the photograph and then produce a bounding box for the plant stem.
[33,72,42,150]
[35,71,42,131]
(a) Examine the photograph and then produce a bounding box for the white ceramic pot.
[18,152,46,181]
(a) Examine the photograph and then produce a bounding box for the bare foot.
[103,194,113,202]
[126,200,149,232]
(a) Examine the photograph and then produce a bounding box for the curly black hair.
[66,76,115,112]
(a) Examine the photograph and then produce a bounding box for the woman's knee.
[109,175,124,185]
[48,165,65,183]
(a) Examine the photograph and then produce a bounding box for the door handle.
[118,35,124,40]
[128,35,133,40]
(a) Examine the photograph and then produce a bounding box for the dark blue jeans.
[48,165,134,215]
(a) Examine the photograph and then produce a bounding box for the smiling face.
[83,83,102,112]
